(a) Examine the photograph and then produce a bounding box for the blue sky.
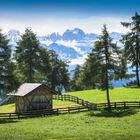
[0,0,140,35]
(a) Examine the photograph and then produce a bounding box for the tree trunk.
[29,62,33,83]
[105,43,111,112]
[28,45,33,83]
[105,67,111,112]
[135,62,140,87]
[136,31,140,87]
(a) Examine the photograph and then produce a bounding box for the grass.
[67,88,140,103]
[0,87,140,140]
[0,109,140,140]
[1,87,140,113]
[0,104,15,113]
[0,100,78,113]
[53,100,79,108]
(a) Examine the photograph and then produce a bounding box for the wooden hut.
[9,83,58,113]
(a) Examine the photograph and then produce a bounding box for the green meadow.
[67,88,140,103]
[0,88,140,140]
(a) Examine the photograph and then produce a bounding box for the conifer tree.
[69,65,84,91]
[47,50,69,92]
[0,29,12,97]
[15,28,41,83]
[85,25,121,111]
[34,48,51,83]
[121,12,140,87]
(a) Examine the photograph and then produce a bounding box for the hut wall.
[28,94,52,111]
[15,89,53,113]
[16,96,29,113]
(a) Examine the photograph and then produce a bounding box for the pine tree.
[69,65,84,91]
[15,28,41,83]
[114,49,129,80]
[121,12,140,87]
[34,48,51,83]
[81,55,98,90]
[47,50,69,92]
[0,29,12,97]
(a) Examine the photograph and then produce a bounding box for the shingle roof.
[8,83,44,96]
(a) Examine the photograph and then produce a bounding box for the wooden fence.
[0,106,88,119]
[53,95,140,110]
[96,101,140,110]
[53,95,96,109]
[0,94,140,119]
[0,101,140,119]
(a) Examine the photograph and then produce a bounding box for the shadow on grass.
[0,118,19,124]
[87,108,138,118]
[125,85,140,88]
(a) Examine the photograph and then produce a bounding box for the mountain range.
[7,28,123,65]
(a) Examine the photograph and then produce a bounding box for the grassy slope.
[0,109,140,140]
[0,88,140,140]
[68,88,140,103]
[0,101,78,113]
[0,104,15,113]
[0,88,140,113]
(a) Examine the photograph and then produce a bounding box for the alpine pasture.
[0,88,140,140]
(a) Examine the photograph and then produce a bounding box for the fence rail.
[53,95,96,109]
[0,101,140,119]
[1,94,140,119]
[96,101,140,110]
[0,106,89,119]
[53,95,140,110]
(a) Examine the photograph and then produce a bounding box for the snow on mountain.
[6,28,122,65]
[85,33,98,40]
[110,32,123,40]
[42,43,82,61]
[7,29,21,48]
[62,28,85,40]
[47,33,61,42]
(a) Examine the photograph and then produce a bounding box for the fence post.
[78,106,80,112]
[68,107,70,114]
[74,97,76,102]
[57,108,59,115]
[114,102,117,109]
[9,113,11,118]
[18,113,20,119]
[124,102,126,109]
[64,95,66,101]
[82,100,84,106]
[68,95,70,101]
[71,96,73,102]
[104,103,106,109]
[77,98,79,104]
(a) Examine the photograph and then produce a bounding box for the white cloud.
[0,16,130,35]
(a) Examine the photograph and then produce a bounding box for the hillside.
[0,88,140,113]
[67,88,140,103]
[0,88,140,140]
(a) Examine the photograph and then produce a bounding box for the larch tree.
[88,25,121,111]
